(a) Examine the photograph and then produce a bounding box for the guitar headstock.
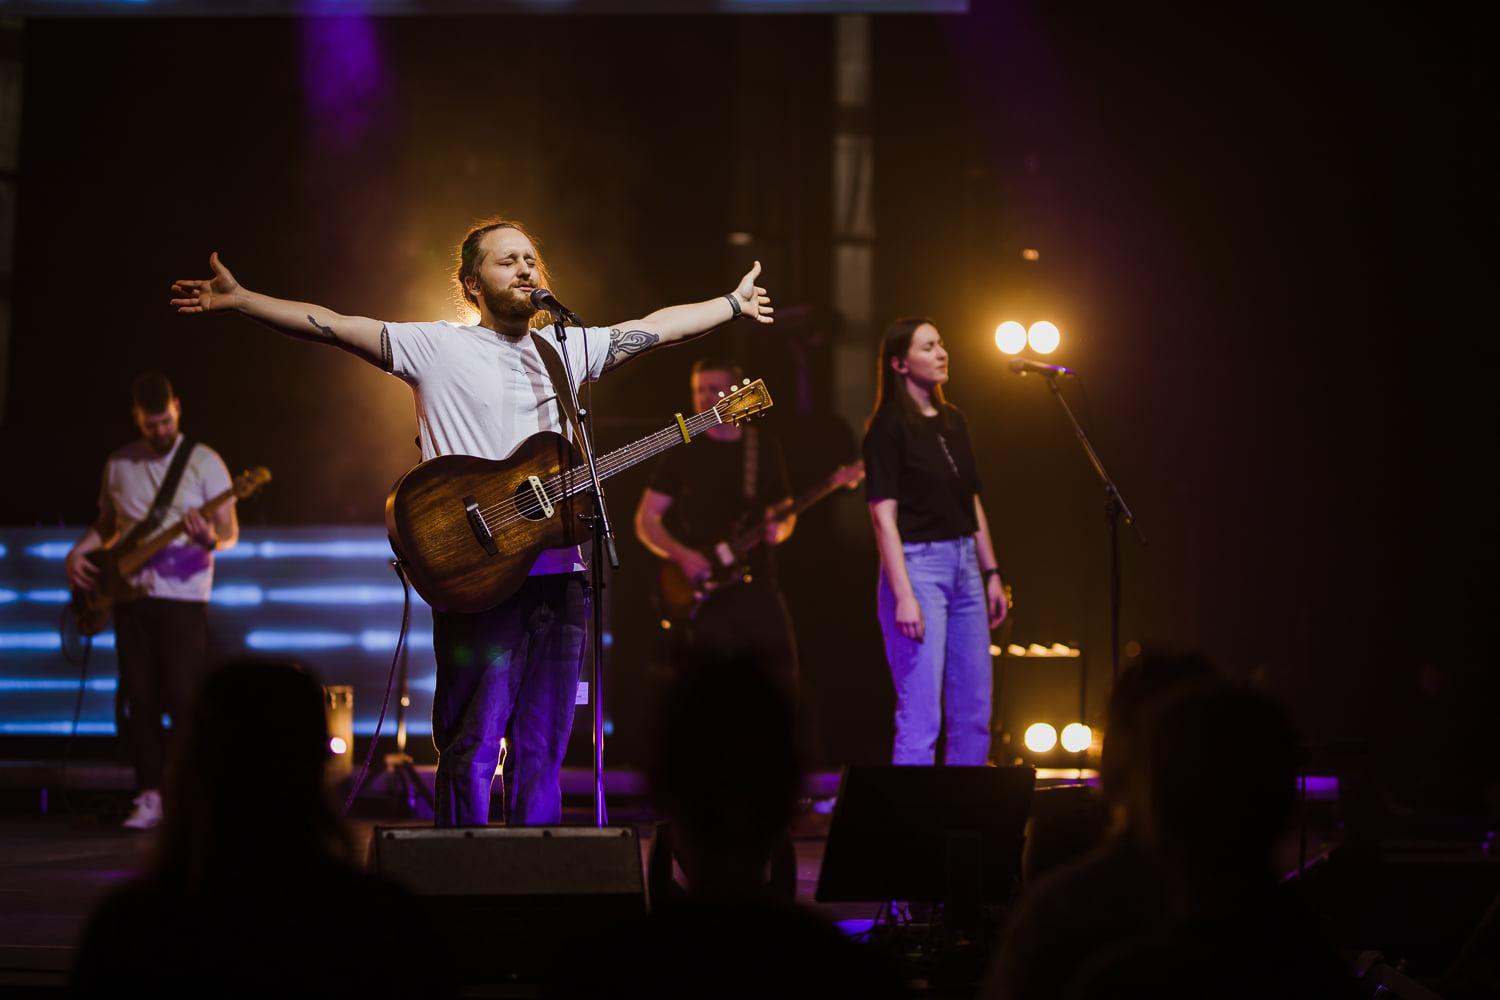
[233,466,272,500]
[712,378,774,426]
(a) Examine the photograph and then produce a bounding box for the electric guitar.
[655,459,865,625]
[69,466,272,636]
[386,379,774,614]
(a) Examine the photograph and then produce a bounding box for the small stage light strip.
[22,539,395,561]
[0,678,117,692]
[0,632,114,650]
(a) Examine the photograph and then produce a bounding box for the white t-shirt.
[99,436,234,602]
[384,320,612,576]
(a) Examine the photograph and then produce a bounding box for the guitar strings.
[472,407,729,532]
[475,411,715,528]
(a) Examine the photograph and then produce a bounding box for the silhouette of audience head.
[647,650,801,899]
[1100,649,1218,811]
[156,657,350,886]
[1134,683,1299,882]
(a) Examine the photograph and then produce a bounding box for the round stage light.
[994,321,1027,355]
[1024,722,1058,753]
[1028,320,1060,354]
[328,736,348,756]
[1060,723,1092,753]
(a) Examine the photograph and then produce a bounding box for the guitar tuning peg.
[742,378,750,385]
[718,391,726,398]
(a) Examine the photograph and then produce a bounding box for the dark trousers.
[112,598,208,790]
[680,579,799,694]
[430,573,589,828]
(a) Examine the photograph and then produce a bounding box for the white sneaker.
[122,789,162,830]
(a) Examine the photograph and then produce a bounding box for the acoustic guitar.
[386,379,774,614]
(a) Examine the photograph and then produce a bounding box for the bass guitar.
[69,466,272,636]
[655,459,865,624]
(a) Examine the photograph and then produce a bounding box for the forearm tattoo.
[306,315,336,341]
[602,327,661,372]
[379,324,393,371]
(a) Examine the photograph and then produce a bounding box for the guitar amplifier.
[370,825,645,984]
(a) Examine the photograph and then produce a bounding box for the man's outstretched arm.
[600,261,773,374]
[171,252,393,371]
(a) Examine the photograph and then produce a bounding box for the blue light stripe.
[244,630,357,651]
[0,678,117,692]
[0,590,15,604]
[0,632,113,650]
[354,720,432,737]
[0,633,61,650]
[211,585,265,606]
[266,585,409,605]
[0,722,116,735]
[25,543,74,560]
[359,630,434,652]
[25,589,71,604]
[256,541,392,559]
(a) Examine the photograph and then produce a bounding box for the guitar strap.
[119,436,198,550]
[529,328,589,451]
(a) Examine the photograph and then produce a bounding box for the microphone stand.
[544,306,617,828]
[1038,376,1145,681]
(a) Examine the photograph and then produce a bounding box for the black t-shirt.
[647,430,792,578]
[862,405,981,541]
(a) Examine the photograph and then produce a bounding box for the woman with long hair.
[862,318,1009,765]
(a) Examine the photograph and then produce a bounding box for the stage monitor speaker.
[814,765,1035,907]
[371,825,645,985]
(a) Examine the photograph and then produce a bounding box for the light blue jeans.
[877,536,992,765]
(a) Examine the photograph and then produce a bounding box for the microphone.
[1008,358,1077,377]
[529,288,579,320]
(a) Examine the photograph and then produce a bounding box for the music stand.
[816,765,1035,935]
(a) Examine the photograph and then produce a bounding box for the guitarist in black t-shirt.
[634,359,799,691]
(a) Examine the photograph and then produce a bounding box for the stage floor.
[0,794,881,994]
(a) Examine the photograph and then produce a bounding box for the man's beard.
[481,283,538,323]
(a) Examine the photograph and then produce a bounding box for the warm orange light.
[1021,248,1041,261]
[1024,723,1058,753]
[1028,321,1060,354]
[1060,723,1092,753]
[994,321,1027,354]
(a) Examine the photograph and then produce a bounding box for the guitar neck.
[726,464,862,557]
[116,485,238,576]
[574,408,725,487]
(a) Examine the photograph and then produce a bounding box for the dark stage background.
[0,3,1491,771]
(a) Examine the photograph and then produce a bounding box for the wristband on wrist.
[982,567,1002,582]
[725,293,742,319]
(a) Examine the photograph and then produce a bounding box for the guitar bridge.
[464,495,498,556]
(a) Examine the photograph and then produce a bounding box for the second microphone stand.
[543,306,617,827]
[1039,375,1145,681]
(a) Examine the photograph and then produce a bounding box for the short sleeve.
[194,446,235,506]
[862,414,903,503]
[384,321,446,384]
[554,325,611,383]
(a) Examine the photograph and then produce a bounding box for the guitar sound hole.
[514,484,549,522]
